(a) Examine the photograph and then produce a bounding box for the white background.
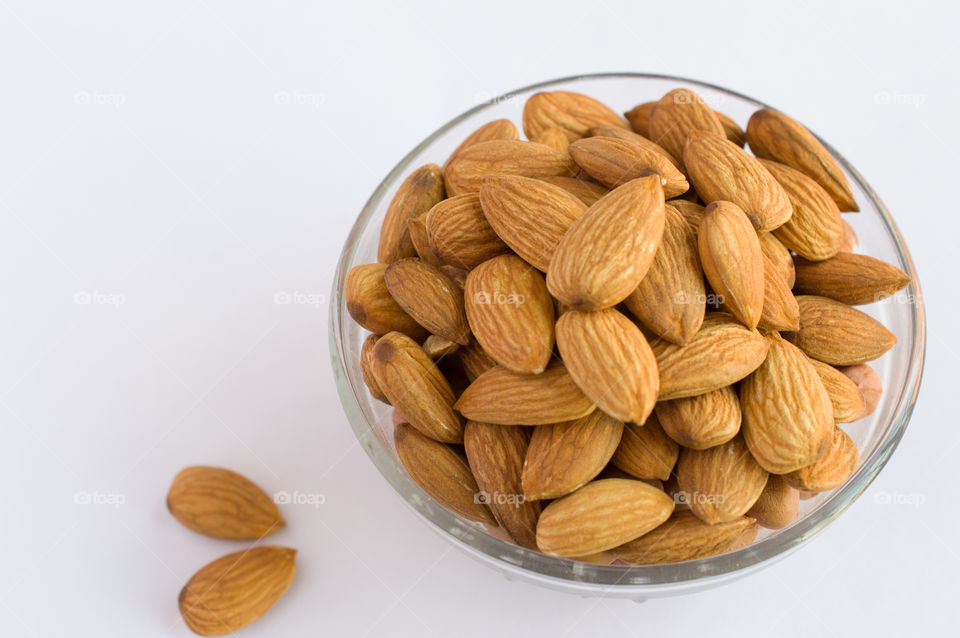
[1,0,957,636]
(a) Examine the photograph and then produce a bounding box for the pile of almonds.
[346,88,909,563]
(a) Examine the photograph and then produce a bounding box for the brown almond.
[746,474,799,529]
[613,510,757,564]
[758,252,800,331]
[655,385,741,450]
[715,110,746,147]
[669,199,706,231]
[345,263,427,338]
[624,101,656,137]
[586,125,684,172]
[457,340,498,382]
[676,435,769,524]
[360,333,389,402]
[758,231,795,287]
[538,175,609,207]
[444,139,576,196]
[383,258,470,346]
[569,136,689,197]
[841,218,859,251]
[793,252,911,305]
[522,91,628,142]
[422,335,459,360]
[406,216,443,267]
[378,164,445,263]
[787,295,897,365]
[648,88,726,162]
[532,127,570,153]
[762,159,844,261]
[443,119,519,171]
[610,414,679,481]
[424,194,509,269]
[838,363,882,419]
[521,410,624,500]
[783,426,859,492]
[809,358,867,423]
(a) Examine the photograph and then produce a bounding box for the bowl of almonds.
[331,73,925,597]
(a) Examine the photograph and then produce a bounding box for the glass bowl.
[329,73,926,599]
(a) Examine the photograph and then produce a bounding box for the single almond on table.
[613,509,758,564]
[547,175,666,311]
[655,385,741,450]
[378,163,445,264]
[676,435,769,524]
[538,175,609,207]
[762,159,844,261]
[758,252,800,332]
[345,263,427,339]
[372,331,464,443]
[521,410,624,500]
[624,101,655,137]
[809,357,867,423]
[648,88,726,163]
[360,333,389,403]
[179,546,296,636]
[793,252,911,305]
[556,308,659,423]
[740,332,835,474]
[454,361,595,425]
[758,231,795,287]
[395,422,495,524]
[423,194,509,269]
[747,474,799,529]
[443,118,518,171]
[463,421,540,548]
[464,254,555,374]
[783,426,859,492]
[610,414,679,481]
[383,258,470,346]
[683,130,792,231]
[568,135,689,197]
[444,139,576,196]
[786,295,897,365]
[167,466,284,540]
[535,478,674,557]
[522,90,629,142]
[838,363,882,419]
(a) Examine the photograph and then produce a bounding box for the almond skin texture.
[746,474,799,529]
[443,119,519,171]
[676,435,769,524]
[167,467,284,540]
[655,385,741,450]
[378,164,445,264]
[740,333,835,474]
[648,88,726,163]
[383,258,470,346]
[538,175,609,207]
[454,362,595,425]
[372,332,464,443]
[556,308,660,423]
[758,252,800,332]
[613,510,758,564]
[535,478,674,557]
[611,414,679,481]
[762,159,844,261]
[533,127,570,154]
[684,130,792,232]
[464,254,555,374]
[444,140,576,196]
[569,136,689,198]
[698,201,765,329]
[746,108,858,211]
[716,110,746,147]
[521,410,624,500]
[457,340,498,382]
[586,125,683,172]
[424,194,509,269]
[624,101,656,137]
[838,364,882,419]
[624,204,705,345]
[653,312,769,400]
[758,232,796,287]
[479,175,586,271]
[406,216,442,267]
[793,252,911,305]
[787,295,897,365]
[522,91,629,142]
[360,334,389,403]
[345,263,427,339]
[670,199,706,231]
[395,423,495,524]
[809,358,867,423]
[783,426,860,492]
[179,546,296,636]
[422,334,459,360]
[547,175,666,311]
[463,421,540,547]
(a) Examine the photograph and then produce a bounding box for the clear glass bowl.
[329,73,926,599]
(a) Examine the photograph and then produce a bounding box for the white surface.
[0,0,956,636]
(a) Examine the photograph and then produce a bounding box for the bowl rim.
[330,72,926,590]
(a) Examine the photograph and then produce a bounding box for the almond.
[547,175,665,310]
[610,414,679,481]
[787,295,897,365]
[439,264,468,290]
[624,204,705,345]
[444,140,576,196]
[841,218,859,251]
[345,263,427,338]
[360,333,389,403]
[758,252,800,331]
[423,194,509,269]
[464,254,555,374]
[613,510,757,564]
[179,546,296,636]
[762,159,844,261]
[167,467,284,540]
[454,361,595,425]
[383,258,470,346]
[478,175,586,271]
[378,164,445,263]
[648,88,726,163]
[535,478,674,557]
[586,125,683,172]
[372,332,464,443]
[463,421,540,547]
[746,108,858,211]
[809,358,867,423]
[783,426,859,492]
[838,363,882,419]
[532,127,570,153]
[793,252,911,305]
[740,332,835,474]
[395,422,495,524]
[422,334,459,360]
[522,91,628,142]
[406,216,443,267]
[698,201,765,329]
[715,110,746,147]
[655,385,741,450]
[538,175,609,207]
[683,130,792,231]
[758,231,795,287]
[746,474,799,529]
[556,308,659,423]
[456,340,498,382]
[669,199,706,231]
[521,410,624,500]
[676,435,769,524]
[624,101,656,137]
[443,119,519,171]
[569,136,689,197]
[653,312,769,400]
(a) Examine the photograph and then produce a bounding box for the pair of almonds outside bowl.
[168,466,296,636]
[345,86,910,564]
